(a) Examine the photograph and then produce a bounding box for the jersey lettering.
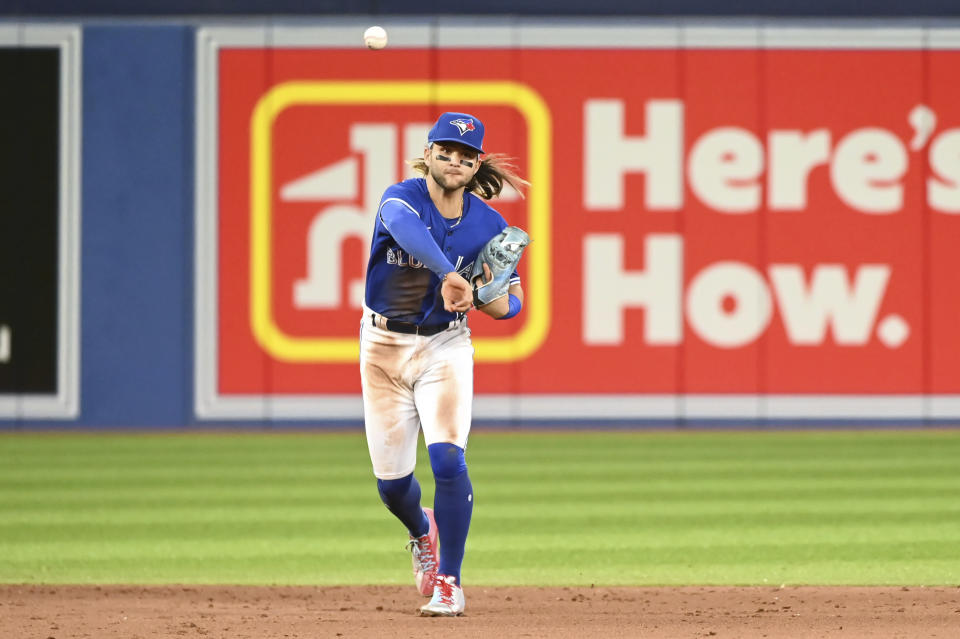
[386,248,425,268]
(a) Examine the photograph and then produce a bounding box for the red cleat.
[406,507,439,596]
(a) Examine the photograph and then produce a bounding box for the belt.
[370,313,460,336]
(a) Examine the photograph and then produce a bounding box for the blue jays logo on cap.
[427,111,486,154]
[450,118,476,135]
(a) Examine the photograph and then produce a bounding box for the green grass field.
[1,429,958,586]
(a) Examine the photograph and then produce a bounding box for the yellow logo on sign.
[250,81,552,363]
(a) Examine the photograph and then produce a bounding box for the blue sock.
[428,442,473,585]
[377,473,430,538]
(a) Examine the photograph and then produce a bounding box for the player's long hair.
[409,149,530,200]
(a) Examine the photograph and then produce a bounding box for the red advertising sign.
[206,31,960,418]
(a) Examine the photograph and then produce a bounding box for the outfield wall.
[2,18,960,427]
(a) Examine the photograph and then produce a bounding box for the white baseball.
[363,26,388,50]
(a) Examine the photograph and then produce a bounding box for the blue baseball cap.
[427,112,486,154]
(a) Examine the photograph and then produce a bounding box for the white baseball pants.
[360,316,474,480]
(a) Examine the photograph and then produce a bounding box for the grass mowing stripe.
[6,459,956,484]
[4,536,956,564]
[1,430,958,586]
[1,553,956,587]
[2,495,954,528]
[2,516,957,550]
[2,477,956,504]
[4,493,958,523]
[3,529,958,563]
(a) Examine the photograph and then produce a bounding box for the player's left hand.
[470,226,529,307]
[473,263,494,302]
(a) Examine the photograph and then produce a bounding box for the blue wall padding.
[80,26,194,426]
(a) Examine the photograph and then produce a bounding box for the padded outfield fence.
[3,12,960,428]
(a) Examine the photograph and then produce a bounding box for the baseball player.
[360,112,529,616]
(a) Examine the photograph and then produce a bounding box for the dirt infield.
[1,584,957,638]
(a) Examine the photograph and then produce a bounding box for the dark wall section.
[0,48,60,394]
[3,0,960,16]
[80,26,194,426]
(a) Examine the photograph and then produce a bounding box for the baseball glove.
[470,226,530,307]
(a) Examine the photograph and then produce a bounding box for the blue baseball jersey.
[364,178,519,325]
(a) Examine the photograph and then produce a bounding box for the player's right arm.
[379,199,472,312]
[379,199,454,276]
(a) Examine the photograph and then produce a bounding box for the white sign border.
[0,23,82,420]
[194,20,960,421]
